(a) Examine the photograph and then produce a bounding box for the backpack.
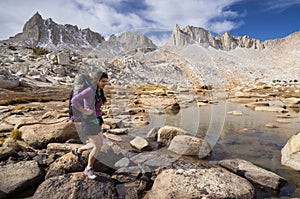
[68,89,76,118]
[68,73,107,122]
[68,75,91,121]
[68,87,105,122]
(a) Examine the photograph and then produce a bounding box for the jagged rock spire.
[7,12,157,53]
[21,11,44,45]
[166,24,194,46]
[106,31,157,53]
[9,12,105,48]
[165,25,264,50]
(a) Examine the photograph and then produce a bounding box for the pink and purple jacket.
[70,87,103,121]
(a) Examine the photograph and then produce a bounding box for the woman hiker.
[70,71,108,179]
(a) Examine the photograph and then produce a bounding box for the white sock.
[86,165,92,170]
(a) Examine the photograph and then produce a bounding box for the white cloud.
[143,0,244,33]
[264,0,300,12]
[0,0,245,40]
[209,20,242,34]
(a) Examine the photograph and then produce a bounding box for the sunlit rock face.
[166,24,264,50]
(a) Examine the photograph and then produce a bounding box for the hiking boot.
[72,148,82,161]
[84,167,97,179]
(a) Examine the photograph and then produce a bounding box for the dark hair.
[99,72,108,80]
[97,89,106,103]
[96,72,108,104]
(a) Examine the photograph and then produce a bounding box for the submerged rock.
[219,158,286,190]
[168,134,211,158]
[157,125,187,146]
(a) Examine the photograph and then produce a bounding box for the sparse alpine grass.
[13,105,27,111]
[0,137,5,146]
[134,84,168,95]
[8,45,17,51]
[12,105,42,112]
[31,46,50,56]
[10,129,22,140]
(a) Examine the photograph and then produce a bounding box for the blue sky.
[0,0,299,46]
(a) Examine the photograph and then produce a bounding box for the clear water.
[141,101,300,198]
[14,100,300,198]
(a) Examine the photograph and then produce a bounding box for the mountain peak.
[166,25,264,50]
[174,24,181,31]
[32,11,42,20]
[166,24,195,46]
[8,12,105,49]
[23,11,44,32]
[105,30,157,53]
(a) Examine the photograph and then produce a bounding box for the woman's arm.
[71,87,94,115]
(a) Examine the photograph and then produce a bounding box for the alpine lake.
[127,100,300,198]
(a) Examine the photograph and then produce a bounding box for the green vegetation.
[13,105,42,112]
[10,129,22,140]
[134,84,168,95]
[32,46,49,56]
[8,45,17,51]
[13,105,27,111]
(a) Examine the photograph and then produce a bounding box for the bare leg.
[75,122,103,158]
[78,142,93,153]
[86,133,103,168]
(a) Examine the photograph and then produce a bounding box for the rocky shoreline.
[1,13,299,197]
[0,81,299,199]
[0,41,299,198]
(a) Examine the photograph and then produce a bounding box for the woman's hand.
[82,108,93,115]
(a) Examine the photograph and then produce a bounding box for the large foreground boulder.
[20,119,78,149]
[148,168,255,199]
[46,142,119,178]
[0,160,44,198]
[45,152,87,179]
[33,172,118,199]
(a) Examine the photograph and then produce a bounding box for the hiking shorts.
[81,115,101,136]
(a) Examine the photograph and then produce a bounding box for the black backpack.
[68,89,76,118]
